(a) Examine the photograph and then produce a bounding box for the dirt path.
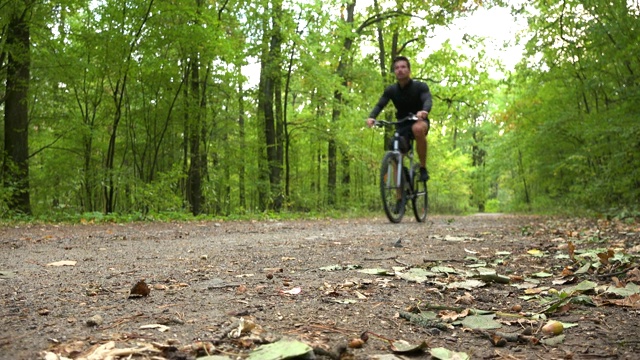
[1,214,639,359]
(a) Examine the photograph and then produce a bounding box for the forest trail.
[1,214,639,359]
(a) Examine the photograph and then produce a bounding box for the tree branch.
[356,11,422,35]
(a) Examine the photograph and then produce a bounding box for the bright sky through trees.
[242,2,527,85]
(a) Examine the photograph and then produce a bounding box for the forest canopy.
[1,0,638,219]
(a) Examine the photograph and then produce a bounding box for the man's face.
[394,60,410,81]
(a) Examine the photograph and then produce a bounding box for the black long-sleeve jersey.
[368,79,432,120]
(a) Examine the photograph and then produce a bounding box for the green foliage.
[4,0,637,222]
[492,0,640,216]
[427,136,472,214]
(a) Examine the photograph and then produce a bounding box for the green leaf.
[431,266,458,274]
[532,272,554,278]
[430,347,470,360]
[540,334,565,346]
[0,271,16,279]
[358,268,392,275]
[561,280,597,295]
[461,315,502,330]
[560,322,579,329]
[606,283,640,297]
[247,339,312,360]
[527,249,545,257]
[574,262,591,274]
[397,268,436,283]
[319,264,343,271]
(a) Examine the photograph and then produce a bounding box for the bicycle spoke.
[380,152,404,223]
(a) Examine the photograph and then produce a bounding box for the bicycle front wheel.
[380,152,405,223]
[411,164,428,222]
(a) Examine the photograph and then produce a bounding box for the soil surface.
[1,214,639,360]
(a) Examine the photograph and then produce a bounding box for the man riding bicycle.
[366,56,432,181]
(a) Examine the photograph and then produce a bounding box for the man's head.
[392,56,411,83]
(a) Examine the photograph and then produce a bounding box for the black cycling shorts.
[396,118,430,139]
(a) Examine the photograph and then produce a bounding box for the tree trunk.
[517,149,531,205]
[186,53,203,215]
[3,6,32,215]
[185,0,208,216]
[259,0,283,211]
[237,75,246,209]
[328,1,356,206]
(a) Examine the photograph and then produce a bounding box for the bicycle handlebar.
[370,114,419,127]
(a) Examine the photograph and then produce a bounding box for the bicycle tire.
[411,164,428,222]
[380,152,405,223]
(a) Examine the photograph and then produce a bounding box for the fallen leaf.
[524,287,545,295]
[455,292,475,305]
[447,279,485,290]
[597,249,614,265]
[247,339,312,360]
[280,287,301,295]
[561,280,597,295]
[627,268,640,283]
[430,347,470,360]
[527,249,545,257]
[560,267,574,277]
[389,339,428,353]
[129,279,151,298]
[574,262,591,274]
[440,310,463,322]
[605,283,640,297]
[359,268,393,275]
[47,260,77,267]
[0,270,16,279]
[540,334,565,346]
[140,324,170,332]
[396,268,435,283]
[461,315,502,330]
[532,272,553,278]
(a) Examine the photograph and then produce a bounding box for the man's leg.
[412,120,429,180]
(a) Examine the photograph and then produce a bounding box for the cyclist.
[366,56,432,182]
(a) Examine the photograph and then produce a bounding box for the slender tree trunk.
[517,149,531,205]
[186,54,203,215]
[3,5,32,214]
[238,75,246,209]
[259,0,283,211]
[327,135,337,205]
[328,1,356,206]
[274,62,284,210]
[185,0,209,216]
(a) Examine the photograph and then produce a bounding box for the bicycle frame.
[387,131,414,192]
[376,115,418,193]
[373,114,428,223]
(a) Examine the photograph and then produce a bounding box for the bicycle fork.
[387,132,406,195]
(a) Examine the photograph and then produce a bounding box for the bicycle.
[371,115,428,223]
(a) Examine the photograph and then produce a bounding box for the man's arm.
[420,83,432,114]
[368,93,390,119]
[367,88,392,127]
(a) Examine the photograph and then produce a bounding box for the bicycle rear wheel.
[411,164,428,222]
[380,152,405,223]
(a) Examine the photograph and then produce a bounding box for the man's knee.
[412,121,428,137]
